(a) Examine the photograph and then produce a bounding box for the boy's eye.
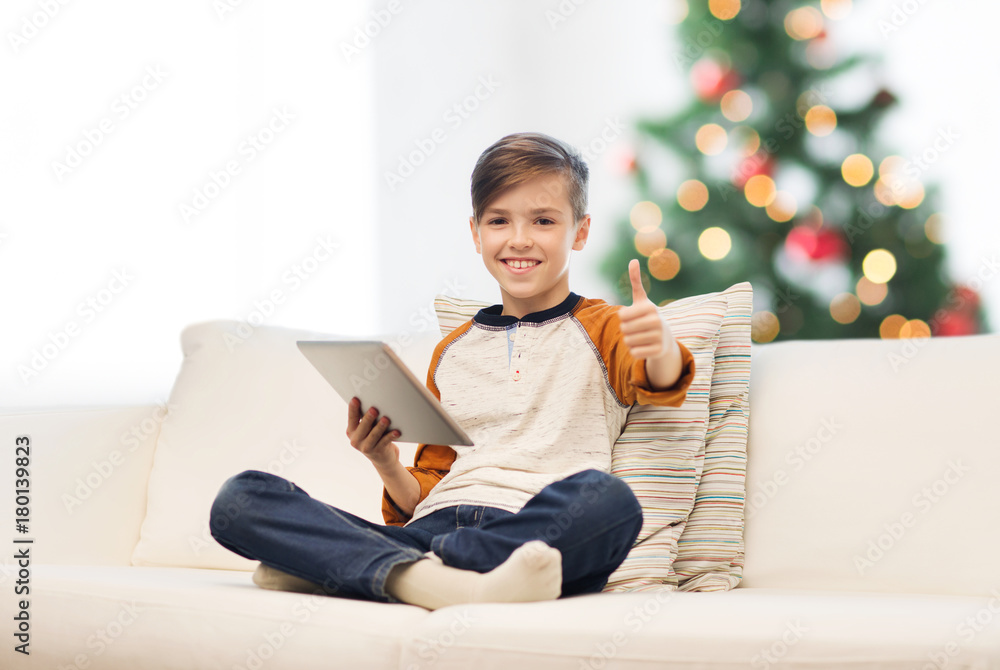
[487,218,506,225]
[537,218,555,225]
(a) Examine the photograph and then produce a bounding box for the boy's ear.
[572,215,591,251]
[469,216,481,254]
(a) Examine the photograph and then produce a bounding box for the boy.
[210,132,695,610]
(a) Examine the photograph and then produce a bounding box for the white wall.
[1,0,378,409]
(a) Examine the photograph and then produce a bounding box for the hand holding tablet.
[345,395,402,470]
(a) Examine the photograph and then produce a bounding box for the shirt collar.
[474,292,582,327]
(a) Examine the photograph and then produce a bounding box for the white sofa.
[4,320,1000,670]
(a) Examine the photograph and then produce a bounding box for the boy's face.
[469,172,590,319]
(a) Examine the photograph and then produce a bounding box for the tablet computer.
[297,340,474,446]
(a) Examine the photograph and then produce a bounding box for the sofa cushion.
[398,587,1000,670]
[0,406,162,566]
[16,564,428,670]
[742,333,1000,598]
[432,286,751,592]
[130,320,437,570]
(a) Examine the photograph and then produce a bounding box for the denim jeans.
[209,468,642,604]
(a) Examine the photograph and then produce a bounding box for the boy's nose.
[509,225,532,247]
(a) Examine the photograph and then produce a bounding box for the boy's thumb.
[629,259,647,304]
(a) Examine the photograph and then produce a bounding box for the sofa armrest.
[0,405,164,568]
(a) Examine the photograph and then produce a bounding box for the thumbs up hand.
[618,259,683,389]
[619,258,672,360]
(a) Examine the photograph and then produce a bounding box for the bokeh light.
[879,155,906,178]
[648,248,681,280]
[830,293,861,324]
[751,311,780,343]
[745,174,777,207]
[856,276,888,306]
[629,201,662,230]
[873,178,896,207]
[805,105,837,136]
[897,182,926,209]
[698,227,733,260]
[721,89,753,122]
[863,248,897,283]
[899,319,931,338]
[709,0,741,20]
[634,226,667,257]
[696,123,728,155]
[785,6,824,40]
[677,179,709,211]
[821,0,853,20]
[925,213,945,244]
[765,191,798,222]
[842,153,874,187]
[880,314,907,339]
[877,156,925,208]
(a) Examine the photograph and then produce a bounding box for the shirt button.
[512,371,521,381]
[508,331,515,341]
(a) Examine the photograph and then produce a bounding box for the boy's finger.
[377,432,399,452]
[366,415,390,446]
[348,407,378,443]
[628,259,647,305]
[347,397,361,427]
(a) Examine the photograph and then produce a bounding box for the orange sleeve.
[629,339,695,407]
[575,299,696,408]
[381,442,456,526]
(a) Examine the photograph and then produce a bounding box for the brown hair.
[470,132,589,225]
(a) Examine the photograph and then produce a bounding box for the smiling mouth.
[502,259,540,269]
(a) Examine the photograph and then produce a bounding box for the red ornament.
[784,225,849,262]
[732,151,775,188]
[692,58,741,102]
[932,310,977,337]
[930,284,981,336]
[950,285,981,311]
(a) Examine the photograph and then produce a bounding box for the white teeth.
[506,260,538,269]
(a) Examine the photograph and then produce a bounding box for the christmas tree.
[600,0,988,342]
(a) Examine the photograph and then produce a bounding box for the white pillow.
[131,320,436,570]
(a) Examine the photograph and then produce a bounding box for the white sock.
[252,563,325,594]
[385,540,562,610]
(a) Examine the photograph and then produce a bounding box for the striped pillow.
[433,286,750,591]
[672,282,752,591]
[602,289,730,592]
